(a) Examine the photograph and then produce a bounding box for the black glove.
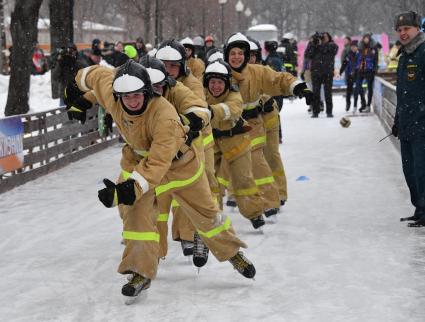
[293,82,313,106]
[262,98,275,113]
[391,123,398,138]
[184,112,204,132]
[104,113,113,133]
[64,81,93,124]
[98,178,136,208]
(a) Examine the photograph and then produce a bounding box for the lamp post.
[235,0,244,32]
[218,0,227,45]
[244,7,251,31]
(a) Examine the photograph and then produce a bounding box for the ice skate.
[193,232,209,268]
[228,251,256,279]
[180,240,194,256]
[226,196,237,208]
[122,273,151,304]
[250,215,265,229]
[264,208,278,218]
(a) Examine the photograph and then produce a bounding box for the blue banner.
[0,117,24,174]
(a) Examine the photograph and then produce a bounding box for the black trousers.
[345,75,355,108]
[312,73,333,115]
[400,138,425,215]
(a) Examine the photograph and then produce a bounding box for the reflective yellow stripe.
[193,135,203,148]
[203,133,214,146]
[217,176,230,187]
[121,170,132,180]
[134,150,149,157]
[122,231,160,242]
[234,186,259,196]
[197,216,231,238]
[243,99,260,110]
[264,116,279,129]
[171,199,180,208]
[113,190,118,206]
[251,136,266,148]
[69,106,83,113]
[222,138,251,160]
[255,176,275,186]
[272,170,285,177]
[157,213,169,222]
[284,63,294,70]
[155,162,205,196]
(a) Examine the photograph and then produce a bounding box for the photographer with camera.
[305,32,338,118]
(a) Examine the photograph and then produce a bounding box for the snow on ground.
[0,72,60,117]
[1,96,425,322]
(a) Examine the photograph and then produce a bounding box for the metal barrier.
[373,76,399,151]
[0,106,118,193]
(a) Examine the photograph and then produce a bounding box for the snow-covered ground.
[0,72,60,117]
[1,96,425,322]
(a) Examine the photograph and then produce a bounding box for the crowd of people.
[45,10,425,303]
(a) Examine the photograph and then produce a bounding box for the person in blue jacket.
[355,34,379,112]
[340,40,360,112]
[392,11,425,227]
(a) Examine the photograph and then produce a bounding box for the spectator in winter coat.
[135,37,147,58]
[340,36,352,66]
[305,31,338,117]
[392,11,425,227]
[340,40,360,111]
[31,42,48,75]
[386,41,401,71]
[355,34,379,112]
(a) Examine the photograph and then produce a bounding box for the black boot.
[264,208,278,217]
[228,251,256,279]
[180,240,194,256]
[122,273,151,297]
[226,197,237,208]
[250,215,265,229]
[408,216,425,227]
[193,232,209,267]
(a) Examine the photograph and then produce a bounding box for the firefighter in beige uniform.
[139,55,208,258]
[224,33,313,216]
[180,37,206,80]
[65,60,255,300]
[156,40,219,256]
[204,59,266,229]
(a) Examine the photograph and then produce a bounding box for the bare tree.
[5,0,43,116]
[49,0,74,100]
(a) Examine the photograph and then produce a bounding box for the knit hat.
[124,45,138,59]
[350,40,358,46]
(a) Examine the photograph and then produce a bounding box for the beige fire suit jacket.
[76,65,201,198]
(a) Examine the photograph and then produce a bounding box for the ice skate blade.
[256,226,265,234]
[267,215,278,224]
[123,291,147,305]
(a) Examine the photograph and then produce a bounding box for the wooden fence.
[0,106,118,193]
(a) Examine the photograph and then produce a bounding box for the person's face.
[322,33,329,43]
[228,47,245,69]
[121,92,145,111]
[185,47,193,59]
[344,38,350,46]
[249,52,257,64]
[115,43,123,52]
[397,26,420,45]
[363,37,370,45]
[136,42,143,49]
[153,83,164,96]
[206,41,213,47]
[208,78,226,97]
[350,45,358,52]
[163,61,181,79]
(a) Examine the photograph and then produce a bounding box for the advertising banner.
[0,117,24,175]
